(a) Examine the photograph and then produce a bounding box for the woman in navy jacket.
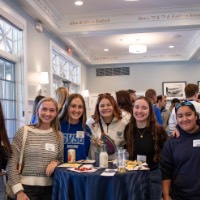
[161,101,200,200]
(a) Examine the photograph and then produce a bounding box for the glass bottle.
[99,144,108,168]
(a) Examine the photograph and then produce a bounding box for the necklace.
[137,127,147,139]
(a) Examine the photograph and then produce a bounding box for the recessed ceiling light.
[169,45,174,49]
[129,44,147,54]
[74,1,83,6]
[104,49,109,52]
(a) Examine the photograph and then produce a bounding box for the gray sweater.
[7,126,64,195]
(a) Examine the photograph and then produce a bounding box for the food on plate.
[74,165,93,172]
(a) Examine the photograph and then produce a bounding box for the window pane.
[5,120,16,142]
[0,59,4,78]
[5,82,15,100]
[0,80,5,98]
[5,61,14,81]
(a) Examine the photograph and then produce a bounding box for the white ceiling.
[16,0,200,65]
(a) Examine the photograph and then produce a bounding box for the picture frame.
[162,81,187,100]
[198,81,200,93]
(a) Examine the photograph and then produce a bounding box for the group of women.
[0,87,200,200]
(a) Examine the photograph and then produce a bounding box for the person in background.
[157,95,171,133]
[125,96,168,200]
[168,98,180,113]
[197,93,200,103]
[0,101,12,200]
[161,101,200,200]
[168,83,200,134]
[8,97,63,200]
[87,93,126,160]
[60,93,91,162]
[145,88,163,126]
[127,89,137,104]
[30,95,45,124]
[55,87,69,119]
[115,90,132,125]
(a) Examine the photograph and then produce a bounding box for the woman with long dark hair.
[125,96,167,200]
[0,101,11,200]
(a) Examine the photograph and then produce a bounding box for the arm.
[7,127,25,195]
[46,133,64,176]
[162,179,172,200]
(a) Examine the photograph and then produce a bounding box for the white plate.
[76,159,95,164]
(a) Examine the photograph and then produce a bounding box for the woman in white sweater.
[8,97,64,200]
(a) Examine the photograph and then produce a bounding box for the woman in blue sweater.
[161,101,200,200]
[60,93,91,162]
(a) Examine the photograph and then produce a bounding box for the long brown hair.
[125,96,167,162]
[60,93,87,132]
[93,93,122,123]
[0,101,11,152]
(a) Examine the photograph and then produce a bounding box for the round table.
[52,166,150,200]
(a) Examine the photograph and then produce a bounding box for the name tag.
[137,155,146,162]
[193,140,200,147]
[76,131,84,138]
[45,143,55,151]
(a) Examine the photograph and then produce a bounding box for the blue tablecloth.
[52,167,150,200]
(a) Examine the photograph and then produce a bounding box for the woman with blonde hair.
[55,87,69,119]
[8,97,63,200]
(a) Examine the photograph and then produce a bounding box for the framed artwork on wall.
[198,81,200,93]
[162,81,187,100]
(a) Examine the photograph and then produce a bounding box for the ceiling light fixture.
[169,45,174,49]
[104,49,109,52]
[74,1,83,6]
[129,44,147,54]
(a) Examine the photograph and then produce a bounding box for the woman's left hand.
[45,160,58,176]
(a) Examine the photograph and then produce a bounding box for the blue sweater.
[60,121,91,162]
[161,126,200,200]
[153,105,163,125]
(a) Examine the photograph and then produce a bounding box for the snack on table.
[125,160,149,171]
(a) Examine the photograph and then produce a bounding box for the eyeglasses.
[69,104,84,110]
[175,101,193,111]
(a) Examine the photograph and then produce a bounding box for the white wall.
[86,62,200,95]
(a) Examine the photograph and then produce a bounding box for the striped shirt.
[7,126,64,195]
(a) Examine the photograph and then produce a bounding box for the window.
[52,47,80,93]
[0,58,16,140]
[0,16,24,141]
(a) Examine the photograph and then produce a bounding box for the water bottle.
[99,144,108,168]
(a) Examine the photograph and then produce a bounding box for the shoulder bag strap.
[18,125,28,173]
[99,119,105,138]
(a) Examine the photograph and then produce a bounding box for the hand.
[171,128,180,138]
[46,160,58,176]
[17,191,30,200]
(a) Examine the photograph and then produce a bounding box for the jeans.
[0,176,6,200]
[149,168,162,200]
[23,185,52,200]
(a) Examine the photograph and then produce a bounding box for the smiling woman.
[60,93,92,163]
[161,101,200,200]
[124,96,168,200]
[7,97,64,200]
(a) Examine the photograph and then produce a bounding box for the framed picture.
[198,81,200,93]
[162,81,186,100]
